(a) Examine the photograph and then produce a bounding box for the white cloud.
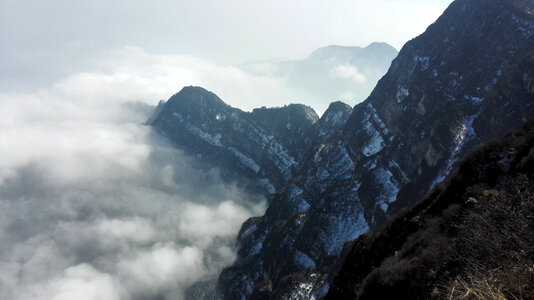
[330,65,367,83]
[76,46,302,111]
[3,263,125,300]
[0,50,267,299]
[178,201,256,248]
[45,264,124,300]
[117,244,204,297]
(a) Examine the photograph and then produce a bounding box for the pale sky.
[1,0,453,91]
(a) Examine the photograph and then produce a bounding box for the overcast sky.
[1,0,453,94]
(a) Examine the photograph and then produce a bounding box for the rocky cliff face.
[326,120,534,299]
[215,0,534,298]
[149,87,314,195]
[149,86,352,197]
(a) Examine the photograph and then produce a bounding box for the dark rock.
[217,0,534,298]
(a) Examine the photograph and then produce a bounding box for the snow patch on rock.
[240,224,257,239]
[314,144,326,163]
[512,14,534,39]
[258,178,276,194]
[361,126,385,157]
[396,86,410,103]
[414,55,430,71]
[323,210,368,256]
[360,104,390,156]
[294,251,316,269]
[325,111,346,127]
[186,124,223,147]
[323,185,368,256]
[464,94,484,104]
[315,143,355,192]
[228,147,261,173]
[374,168,399,212]
[296,198,311,213]
[432,113,479,187]
[289,185,304,199]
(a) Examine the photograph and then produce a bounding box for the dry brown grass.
[447,265,534,300]
[448,271,509,300]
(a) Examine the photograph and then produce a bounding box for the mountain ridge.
[216,0,534,298]
[147,0,534,298]
[149,86,349,196]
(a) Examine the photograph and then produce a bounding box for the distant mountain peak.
[252,103,319,123]
[149,86,347,198]
[169,86,228,108]
[365,41,398,51]
[308,42,398,61]
[318,101,352,128]
[240,42,398,112]
[324,100,351,111]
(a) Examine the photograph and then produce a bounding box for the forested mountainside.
[326,120,534,300]
[148,0,534,298]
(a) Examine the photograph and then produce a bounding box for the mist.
[0,62,266,299]
[1,0,453,92]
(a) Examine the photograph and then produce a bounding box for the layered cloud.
[0,49,267,299]
[329,65,367,83]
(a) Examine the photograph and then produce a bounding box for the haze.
[2,0,453,107]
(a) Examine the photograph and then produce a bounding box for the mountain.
[148,0,534,298]
[215,0,534,298]
[326,120,534,299]
[241,43,398,113]
[148,86,350,196]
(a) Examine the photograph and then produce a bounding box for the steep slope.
[149,86,319,195]
[218,0,534,298]
[242,43,398,112]
[308,101,353,141]
[326,120,534,299]
[149,86,353,197]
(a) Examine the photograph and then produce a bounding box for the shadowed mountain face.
[241,43,399,113]
[149,87,350,197]
[326,120,534,300]
[149,0,534,299]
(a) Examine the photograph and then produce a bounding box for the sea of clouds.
[0,47,275,299]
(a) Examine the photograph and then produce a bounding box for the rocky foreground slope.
[326,120,534,299]
[149,0,534,298]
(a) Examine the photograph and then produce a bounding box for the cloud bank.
[0,51,267,299]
